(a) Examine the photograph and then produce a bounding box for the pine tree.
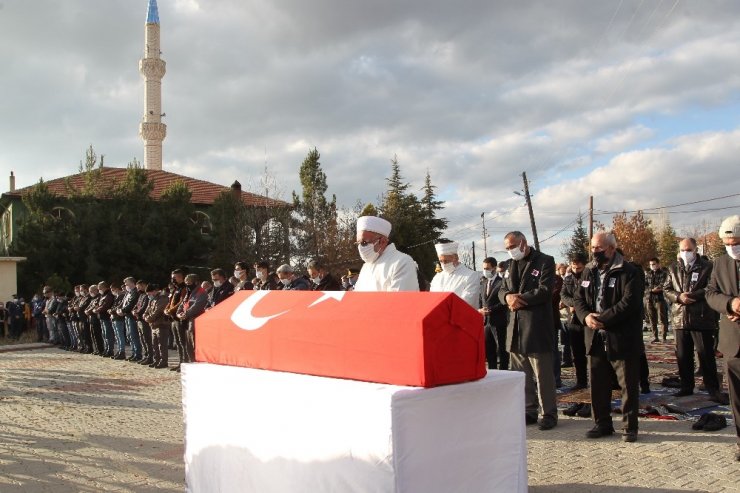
[562,213,589,262]
[291,148,338,268]
[657,220,679,266]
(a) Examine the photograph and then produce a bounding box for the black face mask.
[593,250,609,265]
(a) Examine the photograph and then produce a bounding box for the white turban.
[435,242,459,256]
[357,216,392,237]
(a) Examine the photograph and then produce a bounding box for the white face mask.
[679,251,696,266]
[280,278,291,286]
[483,269,494,279]
[234,269,244,279]
[213,280,222,288]
[441,262,455,274]
[311,276,321,284]
[726,244,740,260]
[358,242,380,263]
[256,270,266,281]
[508,241,525,261]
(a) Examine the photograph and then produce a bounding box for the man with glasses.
[353,216,419,292]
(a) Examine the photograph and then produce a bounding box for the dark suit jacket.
[481,275,507,329]
[705,254,740,358]
[498,248,555,354]
[313,273,342,291]
[574,252,644,360]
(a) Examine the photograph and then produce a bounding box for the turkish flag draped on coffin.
[195,291,486,387]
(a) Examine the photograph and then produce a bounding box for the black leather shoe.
[622,430,638,442]
[586,425,614,438]
[139,358,153,365]
[673,389,693,397]
[571,382,588,391]
[538,416,557,430]
[525,414,538,425]
[692,413,712,430]
[640,383,651,394]
[113,353,126,360]
[155,363,169,369]
[576,403,592,418]
[702,414,727,432]
[563,403,584,417]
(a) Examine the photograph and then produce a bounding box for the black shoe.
[525,414,538,425]
[651,338,659,343]
[113,353,126,360]
[561,362,573,368]
[586,425,614,439]
[170,365,181,372]
[640,383,651,394]
[129,356,142,363]
[673,389,693,397]
[155,363,169,369]
[576,403,592,418]
[692,413,712,430]
[571,382,588,391]
[622,430,638,442]
[148,362,158,368]
[139,358,153,365]
[708,391,729,405]
[563,403,584,417]
[703,414,727,432]
[538,416,557,430]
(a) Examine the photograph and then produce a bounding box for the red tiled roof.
[4,167,290,208]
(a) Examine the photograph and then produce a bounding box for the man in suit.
[705,215,740,461]
[498,231,557,430]
[574,232,644,442]
[664,237,727,403]
[479,257,508,370]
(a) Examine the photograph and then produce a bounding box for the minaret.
[139,0,166,170]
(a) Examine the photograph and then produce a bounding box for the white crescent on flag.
[230,291,290,331]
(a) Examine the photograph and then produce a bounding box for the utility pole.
[589,195,594,241]
[521,172,540,250]
[471,241,476,270]
[480,212,488,257]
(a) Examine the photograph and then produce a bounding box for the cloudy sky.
[1,0,739,261]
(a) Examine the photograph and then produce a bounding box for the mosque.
[0,0,289,298]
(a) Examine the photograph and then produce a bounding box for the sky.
[1,0,739,263]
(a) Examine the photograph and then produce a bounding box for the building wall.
[0,258,23,302]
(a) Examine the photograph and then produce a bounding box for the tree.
[601,211,658,268]
[561,213,589,262]
[656,219,679,267]
[291,148,338,267]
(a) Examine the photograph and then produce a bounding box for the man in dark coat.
[575,232,643,442]
[664,237,726,403]
[276,264,311,291]
[705,215,740,461]
[209,268,235,307]
[498,231,557,430]
[479,257,508,370]
[560,253,589,389]
[307,259,342,291]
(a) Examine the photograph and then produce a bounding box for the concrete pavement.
[0,347,737,492]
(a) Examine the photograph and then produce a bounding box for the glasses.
[356,238,380,247]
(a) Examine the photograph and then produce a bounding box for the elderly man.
[574,232,644,442]
[705,215,740,461]
[429,241,481,308]
[276,264,311,290]
[498,231,557,430]
[664,237,726,403]
[353,216,419,292]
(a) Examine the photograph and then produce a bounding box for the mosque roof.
[146,0,160,24]
[3,167,290,209]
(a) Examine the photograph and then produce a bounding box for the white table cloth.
[183,364,526,493]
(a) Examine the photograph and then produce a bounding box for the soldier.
[143,283,170,369]
[341,268,360,291]
[645,257,670,342]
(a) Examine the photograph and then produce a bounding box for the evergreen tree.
[561,213,589,262]
[291,148,338,268]
[657,220,679,267]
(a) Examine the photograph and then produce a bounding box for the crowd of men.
[3,213,739,461]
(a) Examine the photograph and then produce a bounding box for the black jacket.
[498,248,555,354]
[663,257,716,331]
[574,252,644,360]
[480,274,507,328]
[312,273,342,291]
[210,282,235,307]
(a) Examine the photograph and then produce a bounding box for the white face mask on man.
[441,262,456,274]
[508,241,525,261]
[679,251,696,266]
[358,241,380,263]
[726,244,740,260]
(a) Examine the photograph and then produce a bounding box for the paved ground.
[0,344,737,492]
